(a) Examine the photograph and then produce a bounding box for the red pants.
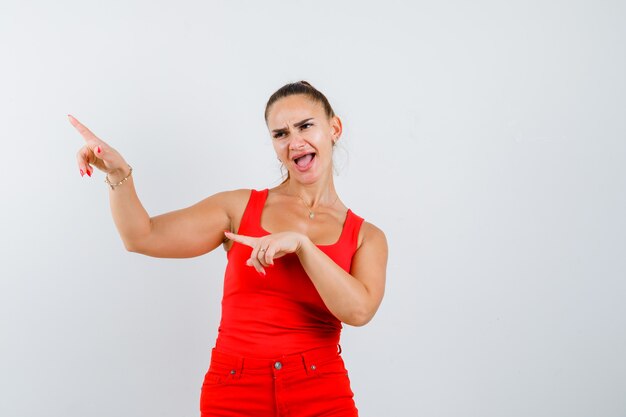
[199,344,359,417]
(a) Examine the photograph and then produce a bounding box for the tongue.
[296,153,314,167]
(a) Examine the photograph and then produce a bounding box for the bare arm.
[225,222,388,326]
[127,190,245,258]
[107,173,245,258]
[103,168,151,251]
[295,222,388,326]
[69,114,241,258]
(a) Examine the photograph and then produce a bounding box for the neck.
[284,173,338,208]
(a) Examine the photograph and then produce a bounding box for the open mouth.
[294,153,316,168]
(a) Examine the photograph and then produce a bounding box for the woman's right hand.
[68,114,130,180]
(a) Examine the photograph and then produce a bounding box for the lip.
[291,151,315,161]
[292,153,316,172]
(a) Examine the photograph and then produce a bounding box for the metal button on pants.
[200,345,357,416]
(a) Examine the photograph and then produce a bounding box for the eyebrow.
[271,118,314,135]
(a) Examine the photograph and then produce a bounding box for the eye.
[273,132,286,139]
[300,123,313,130]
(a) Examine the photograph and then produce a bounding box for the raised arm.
[69,114,242,258]
[128,190,246,258]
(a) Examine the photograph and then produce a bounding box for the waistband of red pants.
[210,344,343,375]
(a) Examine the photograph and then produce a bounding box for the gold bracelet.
[104,165,133,190]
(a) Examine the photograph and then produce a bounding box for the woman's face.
[266,94,342,185]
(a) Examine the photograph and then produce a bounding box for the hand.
[224,231,307,275]
[68,114,129,179]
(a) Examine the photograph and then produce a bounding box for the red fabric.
[214,188,364,358]
[199,345,358,417]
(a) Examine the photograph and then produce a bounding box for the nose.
[288,133,307,150]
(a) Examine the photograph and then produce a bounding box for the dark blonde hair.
[264,80,335,124]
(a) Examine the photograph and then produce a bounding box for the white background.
[1,1,625,416]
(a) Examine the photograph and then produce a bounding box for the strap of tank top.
[344,210,365,252]
[238,189,269,235]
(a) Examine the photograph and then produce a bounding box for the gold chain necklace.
[297,193,340,219]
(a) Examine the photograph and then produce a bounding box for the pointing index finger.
[224,231,258,247]
[67,114,101,144]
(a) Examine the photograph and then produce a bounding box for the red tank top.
[213,189,365,358]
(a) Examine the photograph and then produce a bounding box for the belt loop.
[300,352,312,376]
[232,357,244,380]
[301,347,323,376]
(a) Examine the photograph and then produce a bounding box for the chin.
[290,169,332,185]
[290,173,318,185]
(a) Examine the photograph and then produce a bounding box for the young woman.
[69,81,388,417]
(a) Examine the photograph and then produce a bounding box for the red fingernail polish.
[80,169,84,177]
[86,169,92,177]
[96,146,102,154]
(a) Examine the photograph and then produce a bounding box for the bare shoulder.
[357,220,388,253]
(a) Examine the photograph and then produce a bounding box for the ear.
[330,115,342,144]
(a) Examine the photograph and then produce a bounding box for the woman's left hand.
[224,231,306,275]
